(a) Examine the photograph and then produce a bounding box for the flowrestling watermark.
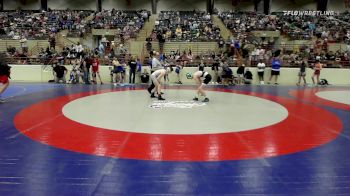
[283,10,337,16]
[149,101,206,109]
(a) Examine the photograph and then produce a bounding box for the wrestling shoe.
[202,98,209,102]
[193,97,199,101]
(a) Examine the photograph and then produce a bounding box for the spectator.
[244,68,253,84]
[140,69,150,83]
[297,60,308,86]
[236,64,245,85]
[268,52,282,85]
[83,55,93,84]
[146,39,152,54]
[20,36,28,54]
[257,59,266,85]
[221,60,233,85]
[53,63,67,83]
[92,55,103,84]
[98,42,105,57]
[49,34,56,50]
[128,56,137,84]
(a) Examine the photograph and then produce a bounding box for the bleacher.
[153,11,221,42]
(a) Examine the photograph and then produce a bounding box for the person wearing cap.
[192,66,212,102]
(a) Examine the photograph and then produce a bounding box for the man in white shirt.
[148,52,164,97]
[151,52,163,72]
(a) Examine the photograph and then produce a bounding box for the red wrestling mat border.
[14,87,343,161]
[289,88,350,110]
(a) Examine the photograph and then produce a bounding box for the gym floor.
[1,83,350,195]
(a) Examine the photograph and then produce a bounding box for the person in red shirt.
[92,55,103,84]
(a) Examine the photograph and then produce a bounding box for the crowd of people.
[0,9,93,40]
[2,9,350,90]
[219,11,350,43]
[151,11,222,42]
[89,9,150,40]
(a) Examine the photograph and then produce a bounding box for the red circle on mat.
[14,87,343,161]
[289,88,350,110]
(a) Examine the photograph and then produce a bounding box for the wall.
[47,0,95,10]
[157,0,206,11]
[4,0,39,10]
[329,0,350,12]
[9,65,350,85]
[103,0,151,10]
[215,0,254,12]
[271,0,317,12]
[4,0,350,12]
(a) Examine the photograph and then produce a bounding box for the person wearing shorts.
[112,59,123,85]
[149,67,172,100]
[297,60,307,86]
[192,70,212,102]
[268,57,282,85]
[92,56,103,84]
[312,60,323,85]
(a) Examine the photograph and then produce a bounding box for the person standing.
[49,34,56,50]
[83,54,93,84]
[147,52,163,95]
[92,55,103,84]
[257,59,266,85]
[268,54,282,85]
[211,58,220,84]
[312,60,323,86]
[20,36,28,54]
[236,64,245,85]
[192,70,212,102]
[297,60,308,86]
[136,57,142,83]
[128,56,137,84]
